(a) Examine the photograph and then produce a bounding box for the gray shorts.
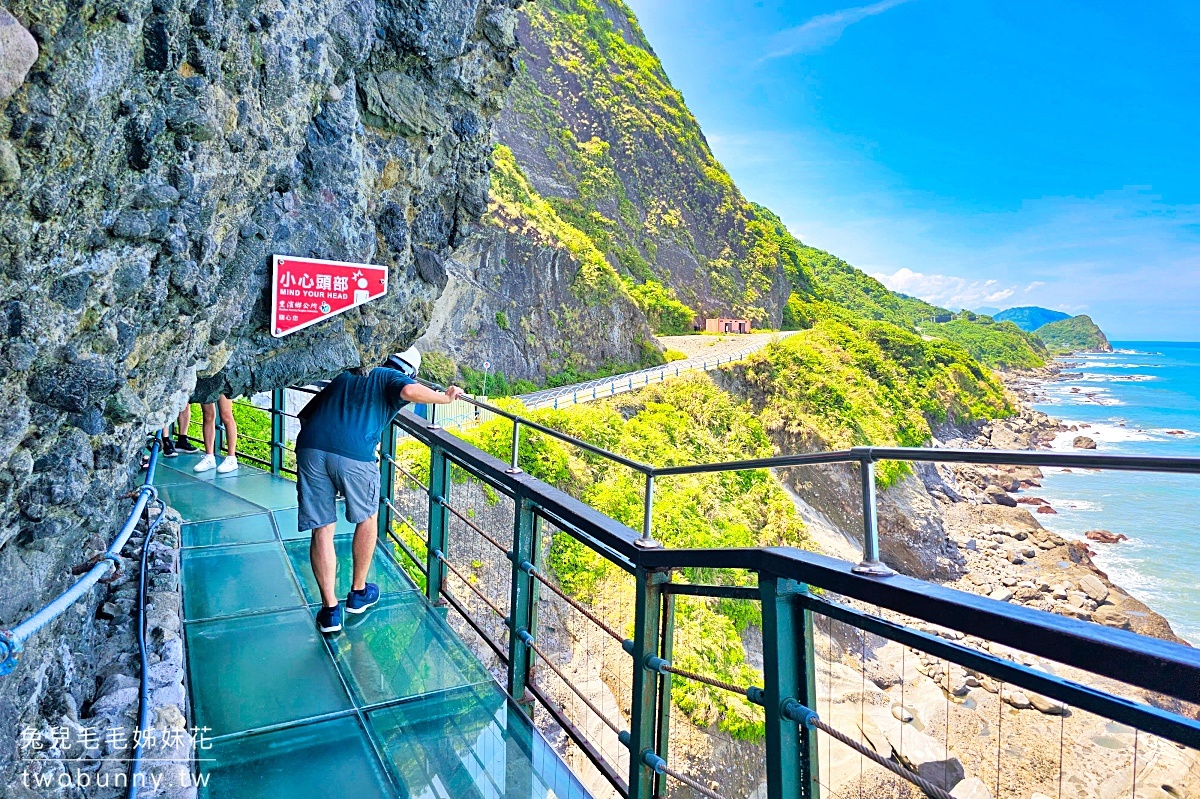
[296,448,379,532]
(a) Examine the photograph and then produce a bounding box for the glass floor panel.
[283,536,416,605]
[181,541,305,621]
[210,472,300,510]
[169,450,592,798]
[273,503,358,539]
[368,683,593,799]
[186,607,352,736]
[182,513,278,548]
[153,465,203,487]
[158,481,266,522]
[199,715,394,798]
[166,450,268,480]
[321,592,490,707]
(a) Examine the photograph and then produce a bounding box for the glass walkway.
[161,451,592,799]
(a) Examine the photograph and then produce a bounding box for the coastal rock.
[1085,529,1128,544]
[1072,436,1097,449]
[988,588,1013,602]
[1094,605,1132,630]
[1016,496,1047,505]
[1078,574,1109,603]
[984,485,1017,507]
[857,713,892,759]
[1027,692,1067,715]
[0,8,38,101]
[950,777,993,799]
[1001,688,1031,709]
[883,727,965,787]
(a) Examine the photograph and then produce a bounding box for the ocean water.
[1029,341,1200,644]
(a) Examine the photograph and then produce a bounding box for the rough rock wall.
[0,0,520,780]
[418,226,656,381]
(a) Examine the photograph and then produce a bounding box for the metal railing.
[376,393,1200,799]
[135,379,1200,798]
[0,438,163,675]
[516,335,791,411]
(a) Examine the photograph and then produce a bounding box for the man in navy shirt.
[297,350,463,632]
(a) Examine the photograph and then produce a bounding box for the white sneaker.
[193,454,217,473]
[216,455,239,474]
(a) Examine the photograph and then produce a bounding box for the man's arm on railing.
[401,382,465,404]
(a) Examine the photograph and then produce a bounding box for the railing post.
[628,568,668,799]
[761,576,818,799]
[852,457,893,576]
[426,444,451,606]
[378,421,397,542]
[635,472,659,549]
[653,590,676,799]
[270,389,286,475]
[507,420,522,474]
[508,494,538,706]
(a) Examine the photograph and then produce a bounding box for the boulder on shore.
[1085,529,1128,544]
[1036,505,1058,514]
[983,485,1017,507]
[1072,435,1097,449]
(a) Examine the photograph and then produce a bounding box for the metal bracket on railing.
[618,730,632,748]
[519,560,536,575]
[517,629,534,646]
[640,749,668,774]
[746,686,765,706]
[781,698,820,729]
[622,638,635,655]
[644,655,670,674]
[0,630,22,676]
[71,552,125,584]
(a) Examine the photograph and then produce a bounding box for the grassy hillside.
[925,318,1048,369]
[1035,315,1112,353]
[740,317,1011,485]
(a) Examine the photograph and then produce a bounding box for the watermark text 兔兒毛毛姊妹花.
[16,722,213,791]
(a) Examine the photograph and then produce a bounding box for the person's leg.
[310,523,339,607]
[298,449,341,628]
[350,513,378,593]
[336,455,382,613]
[194,403,218,472]
[217,395,237,456]
[201,403,216,455]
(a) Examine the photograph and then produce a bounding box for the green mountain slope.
[994,306,1071,331]
[424,0,1043,384]
[1035,315,1113,353]
[925,318,1049,369]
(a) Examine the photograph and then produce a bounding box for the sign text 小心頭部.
[270,255,388,337]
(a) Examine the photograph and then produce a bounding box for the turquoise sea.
[1029,341,1200,645]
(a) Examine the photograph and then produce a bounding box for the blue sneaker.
[345,583,379,615]
[316,604,342,633]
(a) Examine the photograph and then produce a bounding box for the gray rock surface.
[0,7,37,101]
[0,0,520,786]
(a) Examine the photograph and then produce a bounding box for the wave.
[1074,373,1159,383]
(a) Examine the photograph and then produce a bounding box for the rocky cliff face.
[0,0,519,777]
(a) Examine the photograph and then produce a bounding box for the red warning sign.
[270,255,389,337]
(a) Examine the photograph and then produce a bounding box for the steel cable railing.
[0,438,163,676]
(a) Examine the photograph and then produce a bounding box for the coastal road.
[514,331,792,410]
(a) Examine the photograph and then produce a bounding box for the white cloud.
[871,267,1019,310]
[765,0,915,59]
[1024,281,1045,292]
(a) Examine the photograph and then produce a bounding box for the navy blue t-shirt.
[296,369,416,462]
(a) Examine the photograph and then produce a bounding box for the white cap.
[386,347,421,377]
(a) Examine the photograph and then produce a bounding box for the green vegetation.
[494,311,510,330]
[744,316,1011,486]
[924,319,1047,369]
[663,348,687,362]
[418,351,456,386]
[1034,314,1111,353]
[626,279,696,334]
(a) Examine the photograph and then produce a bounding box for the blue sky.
[625,0,1200,340]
